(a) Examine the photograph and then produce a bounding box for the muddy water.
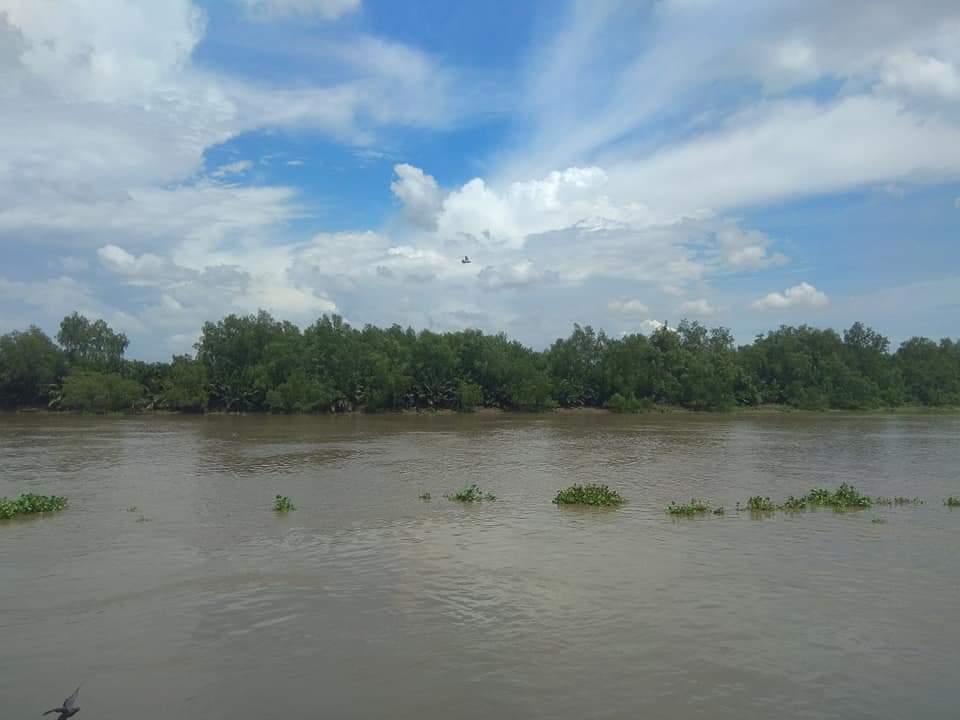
[1,412,959,719]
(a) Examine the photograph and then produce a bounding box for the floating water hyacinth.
[273,495,296,512]
[0,493,68,520]
[666,499,711,516]
[446,484,496,502]
[553,484,625,507]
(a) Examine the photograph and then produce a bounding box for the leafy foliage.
[60,370,143,412]
[0,493,68,520]
[553,483,625,506]
[446,484,496,502]
[666,499,712,515]
[273,495,296,512]
[745,496,777,512]
[804,483,873,509]
[1,312,958,414]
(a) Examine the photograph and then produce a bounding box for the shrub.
[604,393,651,414]
[265,371,335,414]
[553,483,625,507]
[60,370,143,412]
[455,381,483,412]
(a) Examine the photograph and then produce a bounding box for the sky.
[1,0,959,360]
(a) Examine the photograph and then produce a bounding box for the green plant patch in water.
[273,495,296,512]
[780,495,808,511]
[804,483,872,510]
[745,496,777,512]
[553,483,625,507]
[418,492,432,501]
[945,497,960,507]
[446,484,496,502]
[666,499,711,516]
[0,493,68,520]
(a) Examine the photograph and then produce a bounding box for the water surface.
[2,412,959,719]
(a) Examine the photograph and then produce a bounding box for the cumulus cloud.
[391,164,444,230]
[678,299,718,317]
[751,282,829,310]
[630,319,675,335]
[607,299,649,315]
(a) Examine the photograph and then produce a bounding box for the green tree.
[162,355,209,412]
[57,313,129,370]
[0,327,65,407]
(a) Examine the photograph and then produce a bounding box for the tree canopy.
[1,311,957,413]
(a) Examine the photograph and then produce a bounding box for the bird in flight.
[43,685,81,719]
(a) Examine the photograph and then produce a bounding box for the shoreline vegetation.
[1,311,958,415]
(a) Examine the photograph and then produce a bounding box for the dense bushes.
[59,371,143,412]
[1,312,958,414]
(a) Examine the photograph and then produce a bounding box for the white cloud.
[394,166,655,249]
[637,319,674,335]
[605,96,960,216]
[237,0,360,20]
[477,260,554,291]
[751,282,829,310]
[211,160,253,178]
[391,164,444,230]
[880,52,960,101]
[607,299,649,315]
[678,298,718,317]
[716,226,788,271]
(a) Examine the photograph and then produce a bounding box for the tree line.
[0,311,958,413]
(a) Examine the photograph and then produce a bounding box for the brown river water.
[1,412,959,719]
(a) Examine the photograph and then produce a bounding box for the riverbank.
[3,403,959,417]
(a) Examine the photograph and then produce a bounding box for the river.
[1,412,959,719]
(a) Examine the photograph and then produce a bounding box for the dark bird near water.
[43,685,81,719]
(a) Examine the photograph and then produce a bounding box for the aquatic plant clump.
[273,495,296,512]
[0,493,68,520]
[553,483,626,507]
[781,495,808,511]
[418,492,432,501]
[945,497,960,507]
[446,484,496,502]
[806,483,872,509]
[745,496,777,512]
[666,499,711,516]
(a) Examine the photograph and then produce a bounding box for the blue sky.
[1,0,958,359]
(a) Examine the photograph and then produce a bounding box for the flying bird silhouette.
[43,685,81,719]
